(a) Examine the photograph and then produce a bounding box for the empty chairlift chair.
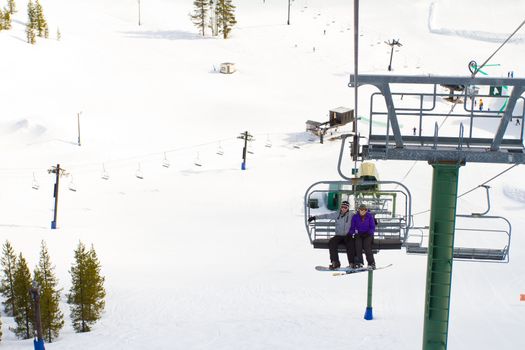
[101,164,110,180]
[406,186,512,262]
[32,172,40,190]
[162,153,170,168]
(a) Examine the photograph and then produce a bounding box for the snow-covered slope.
[1,0,525,349]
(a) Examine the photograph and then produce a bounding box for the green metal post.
[422,163,461,350]
[364,270,374,320]
[392,193,397,216]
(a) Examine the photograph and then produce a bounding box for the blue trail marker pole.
[364,269,374,320]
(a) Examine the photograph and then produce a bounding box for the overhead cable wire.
[410,19,525,198]
[457,163,519,199]
[412,163,520,216]
[0,131,297,175]
[472,18,525,77]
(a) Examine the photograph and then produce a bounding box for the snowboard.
[315,263,393,276]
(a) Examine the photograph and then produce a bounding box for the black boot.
[329,261,341,270]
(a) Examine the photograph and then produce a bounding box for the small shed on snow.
[306,120,323,135]
[329,107,354,127]
[220,63,236,74]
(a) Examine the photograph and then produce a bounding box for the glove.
[308,216,316,223]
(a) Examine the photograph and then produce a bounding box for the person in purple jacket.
[348,203,376,269]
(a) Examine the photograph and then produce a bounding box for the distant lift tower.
[349,74,525,350]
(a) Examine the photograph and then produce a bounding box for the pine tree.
[34,241,64,343]
[12,253,34,339]
[26,0,36,44]
[67,242,106,333]
[27,0,36,29]
[215,0,236,39]
[26,23,36,44]
[190,0,209,36]
[56,27,61,41]
[2,7,12,29]
[8,0,16,14]
[0,9,3,31]
[34,0,48,38]
[0,241,18,317]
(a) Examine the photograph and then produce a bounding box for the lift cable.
[471,18,525,77]
[394,25,524,189]
[412,163,520,216]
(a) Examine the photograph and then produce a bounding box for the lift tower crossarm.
[349,74,524,86]
[348,74,525,164]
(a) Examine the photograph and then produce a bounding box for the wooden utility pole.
[385,39,402,71]
[30,282,45,350]
[138,0,141,26]
[48,164,67,229]
[287,0,291,25]
[237,131,254,170]
[77,112,82,146]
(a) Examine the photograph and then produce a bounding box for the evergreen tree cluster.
[25,0,48,44]
[0,7,12,31]
[216,0,237,39]
[7,0,16,14]
[0,241,106,343]
[0,0,15,30]
[190,0,209,37]
[67,242,106,333]
[190,0,237,39]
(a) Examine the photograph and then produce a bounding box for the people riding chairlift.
[308,200,354,270]
[349,203,376,269]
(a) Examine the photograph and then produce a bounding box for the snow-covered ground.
[1,0,525,349]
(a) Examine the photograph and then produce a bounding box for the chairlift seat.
[406,245,507,261]
[312,237,402,252]
[310,220,403,252]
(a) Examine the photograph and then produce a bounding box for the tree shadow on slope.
[122,30,206,41]
[502,186,525,208]
[282,132,318,149]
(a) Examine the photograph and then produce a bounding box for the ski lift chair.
[68,176,77,192]
[32,173,40,190]
[135,163,144,179]
[194,153,202,167]
[101,164,110,180]
[162,153,170,168]
[216,143,224,156]
[304,180,412,254]
[265,136,272,148]
[406,186,511,262]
